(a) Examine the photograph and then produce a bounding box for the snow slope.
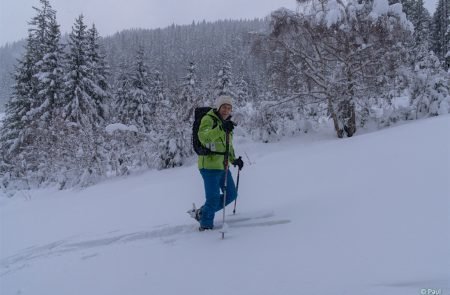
[1,116,449,295]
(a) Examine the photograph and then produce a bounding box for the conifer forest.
[0,0,448,190]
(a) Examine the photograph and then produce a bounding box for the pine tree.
[235,75,251,107]
[86,24,111,123]
[0,0,64,187]
[115,48,153,132]
[431,0,450,69]
[400,0,416,16]
[112,60,131,122]
[409,50,450,118]
[61,15,108,187]
[109,51,164,174]
[177,62,199,122]
[32,16,64,122]
[150,70,165,103]
[156,62,197,169]
[27,14,66,183]
[63,15,102,128]
[411,0,432,47]
[0,45,35,160]
[446,16,450,68]
[214,61,236,99]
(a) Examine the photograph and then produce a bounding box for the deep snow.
[1,116,449,295]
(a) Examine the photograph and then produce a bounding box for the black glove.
[232,157,244,170]
[222,120,235,133]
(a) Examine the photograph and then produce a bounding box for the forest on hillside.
[0,0,448,191]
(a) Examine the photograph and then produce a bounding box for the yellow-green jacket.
[197,109,236,170]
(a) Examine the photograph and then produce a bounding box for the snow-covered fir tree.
[112,59,130,122]
[446,15,450,69]
[0,44,35,157]
[409,51,450,118]
[0,0,65,188]
[63,15,104,128]
[177,62,200,122]
[61,14,108,187]
[25,14,66,184]
[402,0,433,78]
[31,16,64,123]
[156,120,191,169]
[86,24,111,123]
[108,48,161,174]
[115,48,154,132]
[149,70,165,103]
[0,45,35,187]
[410,0,432,47]
[431,0,450,69]
[234,75,251,108]
[213,61,236,100]
[156,62,199,169]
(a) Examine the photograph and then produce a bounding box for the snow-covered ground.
[1,116,449,295]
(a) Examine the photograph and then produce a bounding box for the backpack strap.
[207,113,219,130]
[205,113,226,156]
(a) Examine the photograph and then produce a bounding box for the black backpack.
[192,107,224,155]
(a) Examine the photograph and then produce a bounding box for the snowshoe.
[187,203,202,222]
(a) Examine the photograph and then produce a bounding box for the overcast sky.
[0,0,438,47]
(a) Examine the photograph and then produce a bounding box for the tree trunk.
[328,97,344,138]
[339,99,356,137]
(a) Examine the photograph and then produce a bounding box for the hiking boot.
[198,226,213,232]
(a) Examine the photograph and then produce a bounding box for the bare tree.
[267,1,412,137]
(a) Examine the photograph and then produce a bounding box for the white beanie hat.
[215,95,233,110]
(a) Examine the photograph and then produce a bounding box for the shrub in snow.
[409,52,450,118]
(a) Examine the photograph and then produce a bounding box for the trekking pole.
[233,166,241,215]
[220,130,231,240]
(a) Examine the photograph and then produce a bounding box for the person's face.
[218,104,232,120]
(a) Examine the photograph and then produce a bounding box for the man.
[191,95,244,231]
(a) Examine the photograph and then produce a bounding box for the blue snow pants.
[199,168,237,228]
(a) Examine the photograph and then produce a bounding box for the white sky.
[0,0,438,47]
[0,0,297,46]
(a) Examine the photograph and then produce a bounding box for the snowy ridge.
[1,116,449,295]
